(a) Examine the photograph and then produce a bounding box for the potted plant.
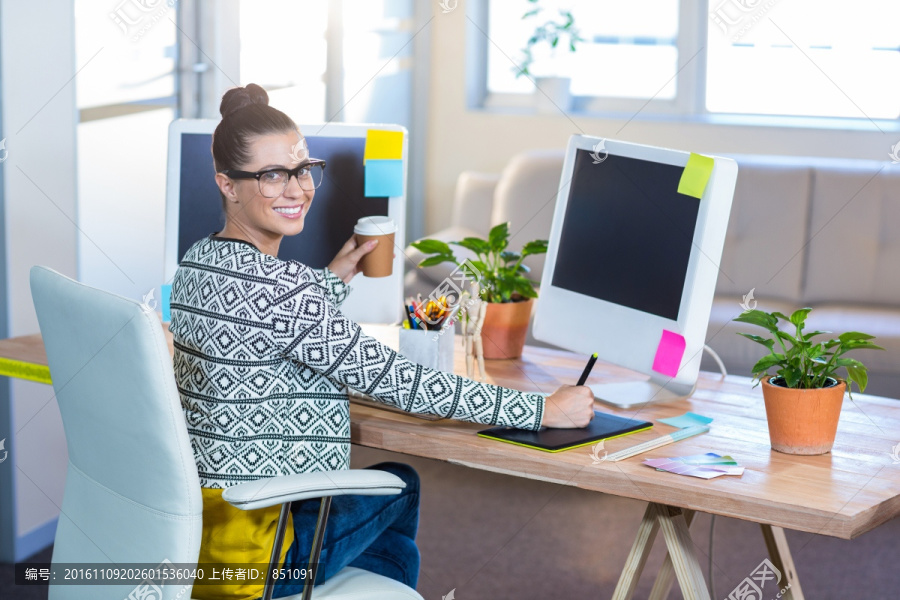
[734,307,883,455]
[411,222,547,359]
[514,0,584,113]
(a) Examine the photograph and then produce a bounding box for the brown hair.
[211,84,298,207]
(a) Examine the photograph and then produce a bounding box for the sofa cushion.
[802,162,900,306]
[803,304,900,376]
[403,225,482,289]
[491,149,565,283]
[450,171,500,236]
[705,296,803,375]
[716,156,813,303]
[706,297,900,394]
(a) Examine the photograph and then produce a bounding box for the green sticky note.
[677,152,714,198]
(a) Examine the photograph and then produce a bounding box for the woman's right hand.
[541,385,595,428]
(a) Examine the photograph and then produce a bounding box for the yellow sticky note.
[364,130,403,162]
[677,152,714,199]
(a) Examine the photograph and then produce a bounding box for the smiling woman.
[165,84,598,599]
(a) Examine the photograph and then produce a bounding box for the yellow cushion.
[192,487,295,600]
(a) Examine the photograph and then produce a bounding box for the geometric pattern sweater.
[170,234,546,489]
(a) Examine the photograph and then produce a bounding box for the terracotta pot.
[761,375,846,455]
[479,298,534,360]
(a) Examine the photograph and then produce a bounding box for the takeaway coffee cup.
[354,216,396,277]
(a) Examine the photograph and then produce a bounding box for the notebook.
[477,410,652,452]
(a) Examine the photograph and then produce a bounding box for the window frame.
[468,0,900,131]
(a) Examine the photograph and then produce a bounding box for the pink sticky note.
[652,330,686,377]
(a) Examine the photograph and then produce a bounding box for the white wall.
[77,108,173,300]
[423,9,896,234]
[0,0,78,560]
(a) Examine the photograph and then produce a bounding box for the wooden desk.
[4,328,899,599]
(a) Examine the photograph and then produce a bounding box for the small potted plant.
[514,0,584,113]
[411,222,547,359]
[734,307,883,455]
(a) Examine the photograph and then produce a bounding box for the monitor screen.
[550,148,700,321]
[177,133,389,269]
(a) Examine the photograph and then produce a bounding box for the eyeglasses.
[222,159,326,197]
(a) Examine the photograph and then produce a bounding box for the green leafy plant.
[734,307,884,397]
[514,0,584,78]
[411,222,548,303]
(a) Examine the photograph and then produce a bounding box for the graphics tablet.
[477,410,652,452]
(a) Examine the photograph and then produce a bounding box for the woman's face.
[221,130,315,240]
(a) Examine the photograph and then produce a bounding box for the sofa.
[405,150,900,398]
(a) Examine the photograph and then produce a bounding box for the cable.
[703,344,728,378]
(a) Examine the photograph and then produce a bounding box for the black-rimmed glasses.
[222,159,326,197]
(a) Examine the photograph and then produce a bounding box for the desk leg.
[612,503,660,600]
[648,510,695,600]
[655,505,711,600]
[613,505,710,600]
[760,524,805,600]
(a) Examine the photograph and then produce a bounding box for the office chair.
[30,266,424,600]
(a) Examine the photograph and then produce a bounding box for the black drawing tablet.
[477,410,652,452]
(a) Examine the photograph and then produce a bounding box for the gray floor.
[353,445,899,600]
[4,444,898,599]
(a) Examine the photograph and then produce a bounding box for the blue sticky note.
[658,411,713,429]
[364,159,404,197]
[161,284,172,322]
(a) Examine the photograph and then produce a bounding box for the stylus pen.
[576,353,598,386]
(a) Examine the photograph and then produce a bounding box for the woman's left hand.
[327,235,393,283]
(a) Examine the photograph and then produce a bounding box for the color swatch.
[644,453,744,479]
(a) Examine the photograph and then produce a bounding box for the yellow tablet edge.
[477,425,652,453]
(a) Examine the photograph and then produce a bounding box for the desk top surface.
[351,343,900,541]
[3,325,898,539]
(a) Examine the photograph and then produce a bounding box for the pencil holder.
[399,327,455,372]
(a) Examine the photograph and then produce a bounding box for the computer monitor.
[533,135,737,409]
[164,120,406,324]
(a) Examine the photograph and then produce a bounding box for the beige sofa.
[405,151,900,398]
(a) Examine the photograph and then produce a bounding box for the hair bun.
[219,83,269,118]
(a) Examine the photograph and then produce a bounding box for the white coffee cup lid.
[354,216,397,235]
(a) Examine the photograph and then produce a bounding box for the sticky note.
[677,152,714,198]
[161,284,172,322]
[658,412,714,429]
[364,159,404,197]
[364,130,403,162]
[652,329,685,377]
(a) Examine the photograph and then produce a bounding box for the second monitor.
[533,136,737,408]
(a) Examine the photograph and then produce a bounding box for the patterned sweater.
[170,233,546,489]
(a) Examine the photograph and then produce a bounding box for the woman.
[169,83,594,599]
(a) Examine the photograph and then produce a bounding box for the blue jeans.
[272,462,421,597]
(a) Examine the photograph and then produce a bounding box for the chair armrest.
[222,469,406,511]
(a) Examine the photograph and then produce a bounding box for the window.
[238,0,328,121]
[75,0,179,297]
[479,0,900,123]
[706,0,900,119]
[487,0,680,100]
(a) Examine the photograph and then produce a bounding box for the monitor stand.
[590,379,695,410]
